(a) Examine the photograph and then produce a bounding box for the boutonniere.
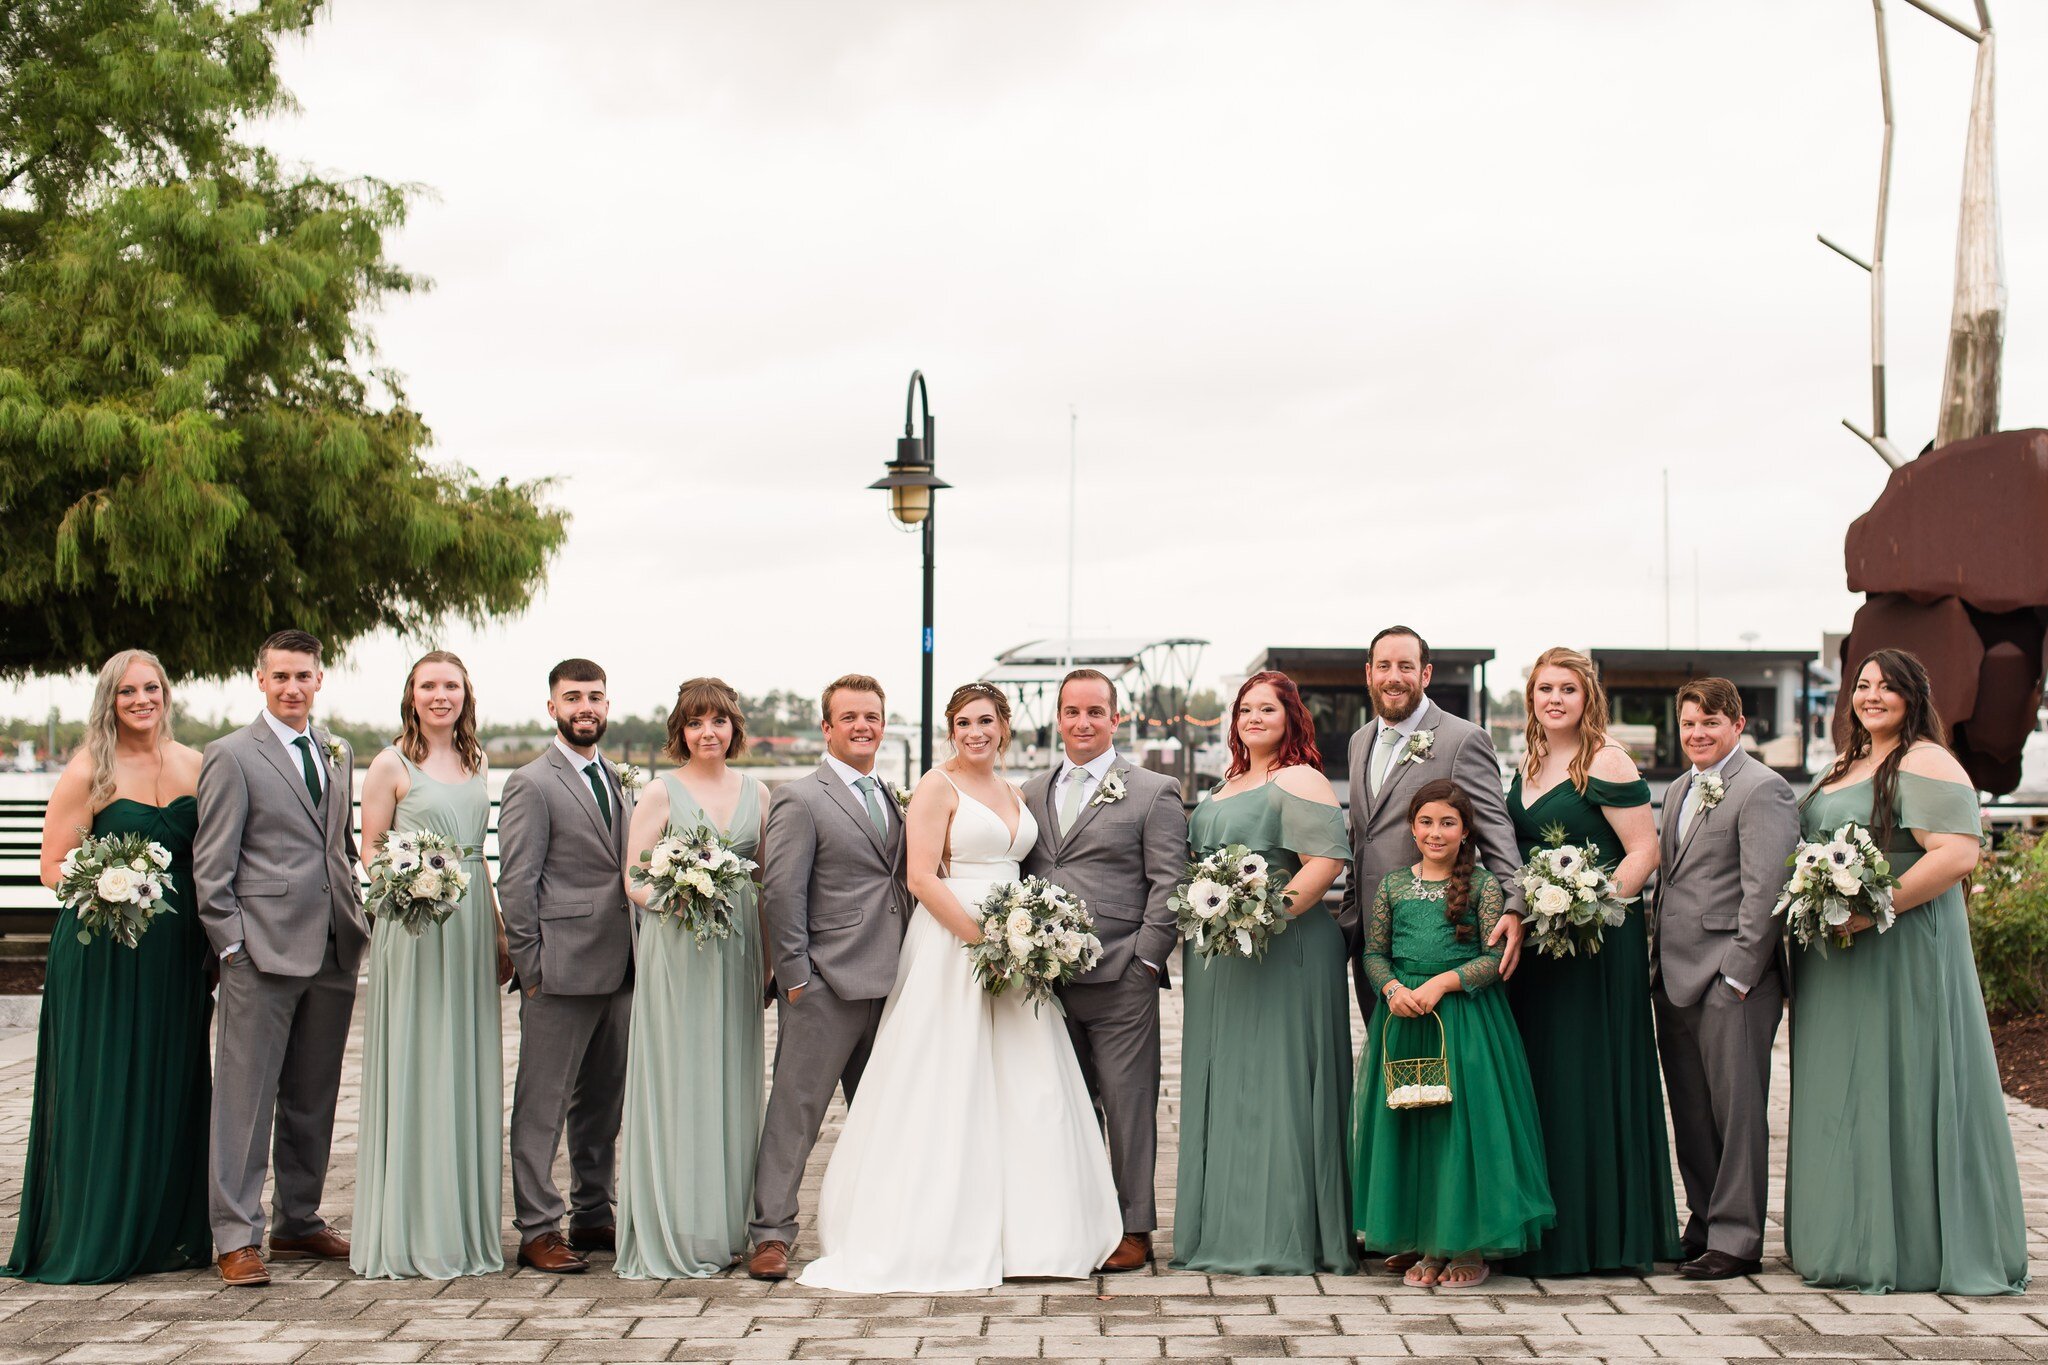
[614,763,647,796]
[891,783,911,813]
[1696,772,1725,811]
[320,737,345,767]
[1090,770,1128,808]
[1400,730,1434,767]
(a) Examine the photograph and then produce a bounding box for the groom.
[748,673,911,1280]
[1022,668,1186,1272]
[195,629,370,1286]
[1652,676,1798,1280]
[1338,626,1524,1020]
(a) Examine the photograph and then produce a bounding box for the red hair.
[1225,670,1323,778]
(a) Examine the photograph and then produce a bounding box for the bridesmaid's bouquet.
[1773,822,1898,953]
[1518,823,1634,959]
[966,876,1102,1012]
[630,822,757,947]
[365,830,470,936]
[1172,843,1292,962]
[55,831,176,947]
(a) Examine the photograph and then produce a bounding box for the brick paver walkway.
[0,975,2043,1363]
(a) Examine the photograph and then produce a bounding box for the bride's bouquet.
[1518,823,1635,959]
[1773,822,1898,953]
[966,876,1102,1012]
[55,831,176,947]
[1172,843,1292,961]
[629,822,757,947]
[366,830,471,936]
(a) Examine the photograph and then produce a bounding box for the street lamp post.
[869,370,951,776]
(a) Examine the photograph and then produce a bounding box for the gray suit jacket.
[1337,701,1524,950]
[761,764,911,1003]
[1652,747,1799,1008]
[1020,758,1186,986]
[497,747,636,997]
[194,717,370,977]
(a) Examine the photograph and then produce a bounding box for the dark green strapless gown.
[5,797,211,1282]
[1173,783,1355,1275]
[1504,774,1680,1276]
[1787,773,2027,1295]
[1351,866,1554,1259]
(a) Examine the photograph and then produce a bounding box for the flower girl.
[1349,780,1554,1288]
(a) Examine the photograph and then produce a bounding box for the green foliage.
[1969,832,2048,1019]
[0,1,565,680]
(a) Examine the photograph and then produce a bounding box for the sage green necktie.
[291,735,322,806]
[1058,770,1090,835]
[1371,727,1404,796]
[584,761,613,829]
[854,775,887,836]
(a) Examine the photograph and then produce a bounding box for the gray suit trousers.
[749,976,886,1247]
[1062,959,1161,1234]
[209,936,358,1251]
[1653,975,1782,1260]
[510,988,632,1241]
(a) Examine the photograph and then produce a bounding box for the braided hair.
[1407,778,1479,941]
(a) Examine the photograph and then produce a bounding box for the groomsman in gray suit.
[747,674,911,1280]
[499,659,636,1274]
[1652,676,1799,1280]
[1021,668,1186,1272]
[196,629,370,1286]
[1338,626,1524,1020]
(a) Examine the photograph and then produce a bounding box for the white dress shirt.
[263,709,324,795]
[824,752,889,830]
[554,734,608,778]
[1678,746,1751,997]
[1369,696,1434,790]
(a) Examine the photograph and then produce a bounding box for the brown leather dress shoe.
[268,1227,350,1260]
[1099,1232,1153,1272]
[567,1224,615,1253]
[746,1240,789,1280]
[216,1246,271,1287]
[517,1231,589,1274]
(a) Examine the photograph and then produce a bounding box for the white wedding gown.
[798,780,1123,1292]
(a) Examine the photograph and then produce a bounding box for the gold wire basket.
[1382,1009,1453,1110]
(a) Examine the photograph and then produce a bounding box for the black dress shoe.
[1679,1249,1763,1280]
[1679,1239,1706,1263]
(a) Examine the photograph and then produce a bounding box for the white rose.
[1008,933,1033,961]
[647,848,673,877]
[1533,883,1571,917]
[147,842,172,869]
[684,869,715,898]
[1830,869,1862,897]
[1575,870,1599,889]
[412,869,443,900]
[129,857,148,872]
[96,866,140,903]
[1006,908,1034,940]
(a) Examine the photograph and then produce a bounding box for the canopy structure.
[982,637,1207,752]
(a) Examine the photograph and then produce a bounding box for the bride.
[798,682,1122,1292]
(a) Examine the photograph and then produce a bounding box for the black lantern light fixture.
[868,370,950,774]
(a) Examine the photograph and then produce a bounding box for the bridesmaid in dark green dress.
[1174,671,1354,1276]
[1786,650,2026,1295]
[617,678,768,1279]
[1503,648,1679,1277]
[5,651,212,1283]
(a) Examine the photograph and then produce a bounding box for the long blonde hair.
[1521,646,1611,793]
[396,651,483,773]
[84,650,174,813]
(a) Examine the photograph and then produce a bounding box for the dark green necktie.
[585,761,613,829]
[291,735,322,805]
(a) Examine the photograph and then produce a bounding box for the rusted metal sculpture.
[1827,1,2040,795]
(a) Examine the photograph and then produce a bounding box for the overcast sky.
[7,0,2045,731]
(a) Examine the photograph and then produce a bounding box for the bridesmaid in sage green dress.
[352,652,508,1279]
[1786,650,2026,1295]
[617,678,767,1279]
[6,651,211,1284]
[1174,671,1354,1276]
[1503,648,1678,1277]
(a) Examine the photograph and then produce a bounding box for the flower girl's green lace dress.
[1349,865,1554,1259]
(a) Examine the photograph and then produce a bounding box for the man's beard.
[1372,686,1422,723]
[557,713,609,747]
